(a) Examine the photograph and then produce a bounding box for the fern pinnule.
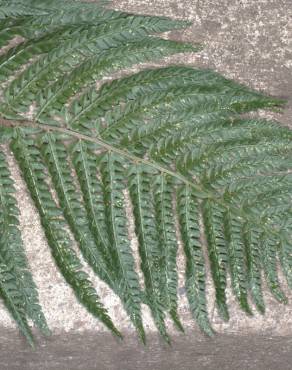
[71,141,112,266]
[153,175,183,332]
[278,237,292,290]
[98,152,145,343]
[128,164,170,343]
[261,234,287,304]
[201,200,229,321]
[223,209,252,315]
[242,225,265,314]
[177,185,213,335]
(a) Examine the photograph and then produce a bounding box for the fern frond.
[98,152,145,342]
[0,263,34,346]
[0,1,48,19]
[177,185,213,334]
[223,209,251,315]
[35,40,199,121]
[71,141,112,266]
[128,164,169,342]
[242,224,265,313]
[11,129,121,338]
[153,175,183,332]
[278,236,292,289]
[0,150,49,340]
[0,18,32,48]
[2,16,192,114]
[201,200,229,321]
[0,0,291,346]
[261,234,287,304]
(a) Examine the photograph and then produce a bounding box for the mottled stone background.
[0,0,292,368]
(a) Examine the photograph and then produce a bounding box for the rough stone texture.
[0,0,292,368]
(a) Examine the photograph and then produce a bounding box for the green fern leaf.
[153,175,183,332]
[242,224,265,314]
[261,234,287,304]
[177,185,212,334]
[0,263,35,347]
[128,163,169,342]
[223,208,252,315]
[11,129,121,338]
[0,150,49,341]
[98,152,145,342]
[0,0,290,346]
[201,199,229,321]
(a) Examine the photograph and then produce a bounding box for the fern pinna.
[0,0,291,346]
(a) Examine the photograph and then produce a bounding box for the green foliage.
[0,150,49,346]
[0,0,290,346]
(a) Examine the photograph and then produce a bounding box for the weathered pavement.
[1,330,292,370]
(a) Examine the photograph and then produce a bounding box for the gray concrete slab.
[0,0,292,368]
[1,330,292,370]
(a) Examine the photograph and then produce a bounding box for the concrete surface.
[1,330,292,370]
[0,0,292,368]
